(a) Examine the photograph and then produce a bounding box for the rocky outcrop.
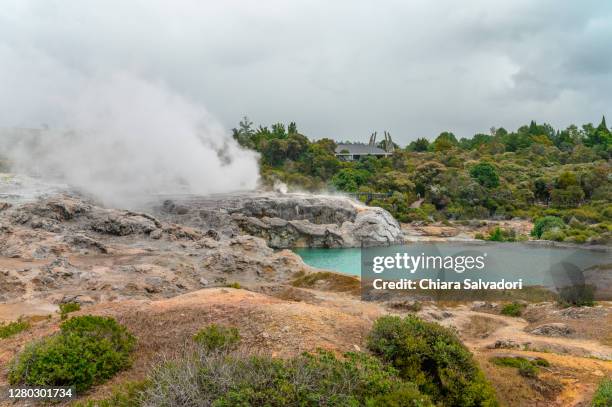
[0,184,401,307]
[530,323,575,337]
[152,192,403,248]
[90,212,160,236]
[0,193,312,305]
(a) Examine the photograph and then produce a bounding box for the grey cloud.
[0,0,611,144]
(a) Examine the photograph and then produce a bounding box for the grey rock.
[91,213,158,236]
[530,323,575,337]
[60,294,95,305]
[63,234,108,253]
[144,276,165,293]
[148,192,403,248]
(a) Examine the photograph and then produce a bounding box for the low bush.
[558,284,595,307]
[491,356,549,369]
[491,356,548,378]
[531,216,565,239]
[517,363,538,378]
[485,227,524,242]
[142,348,434,407]
[8,315,135,392]
[73,380,148,407]
[541,229,566,241]
[193,324,241,352]
[367,315,498,406]
[500,302,526,317]
[0,318,30,339]
[59,302,81,320]
[591,378,612,407]
[487,227,505,241]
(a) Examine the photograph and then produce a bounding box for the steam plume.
[0,48,259,207]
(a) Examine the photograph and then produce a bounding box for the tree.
[584,116,611,148]
[459,133,492,150]
[259,138,288,166]
[433,132,458,152]
[286,133,309,160]
[232,116,255,148]
[413,161,446,195]
[331,168,370,192]
[301,140,338,180]
[407,138,430,152]
[287,121,298,135]
[533,178,552,202]
[555,171,578,189]
[551,186,584,208]
[270,123,287,139]
[469,162,500,188]
[376,171,415,193]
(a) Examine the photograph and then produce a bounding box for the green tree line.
[233,116,611,243]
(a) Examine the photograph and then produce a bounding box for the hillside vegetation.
[233,117,611,244]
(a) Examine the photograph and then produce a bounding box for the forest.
[233,116,611,244]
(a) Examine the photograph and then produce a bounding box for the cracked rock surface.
[149,192,403,248]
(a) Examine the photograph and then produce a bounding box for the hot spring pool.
[292,242,611,292]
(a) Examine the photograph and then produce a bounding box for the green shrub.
[366,383,435,407]
[193,324,241,352]
[486,227,518,242]
[541,229,566,241]
[142,348,434,407]
[568,207,602,223]
[517,363,538,378]
[533,358,550,367]
[470,162,500,188]
[226,282,242,289]
[531,216,566,238]
[490,356,548,379]
[491,356,549,369]
[558,285,595,307]
[500,302,525,317]
[0,318,30,339]
[487,227,504,241]
[73,380,148,407]
[367,315,498,406]
[59,302,81,320]
[565,232,588,243]
[8,315,135,392]
[592,378,612,407]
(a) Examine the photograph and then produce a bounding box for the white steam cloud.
[0,47,259,208]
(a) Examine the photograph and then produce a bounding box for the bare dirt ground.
[0,287,385,404]
[2,286,611,406]
[430,303,612,406]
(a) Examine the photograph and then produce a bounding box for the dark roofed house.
[335,143,391,161]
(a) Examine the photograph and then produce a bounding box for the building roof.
[335,143,390,155]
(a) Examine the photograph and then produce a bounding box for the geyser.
[0,72,260,208]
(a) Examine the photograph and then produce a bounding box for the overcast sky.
[1,0,611,144]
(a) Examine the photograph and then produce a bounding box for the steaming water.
[0,173,73,203]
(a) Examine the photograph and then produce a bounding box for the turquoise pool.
[293,243,611,292]
[292,247,362,276]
